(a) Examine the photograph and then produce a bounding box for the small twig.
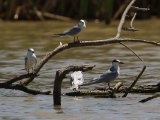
[122,65,146,97]
[131,6,150,11]
[139,94,160,103]
[122,12,138,32]
[130,12,137,28]
[120,42,144,62]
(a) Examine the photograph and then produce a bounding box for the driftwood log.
[66,82,123,98]
[65,82,160,96]
[139,94,160,103]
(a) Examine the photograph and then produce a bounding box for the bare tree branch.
[130,12,137,28]
[122,12,138,32]
[139,94,160,103]
[0,84,51,95]
[4,73,38,85]
[115,0,136,38]
[122,65,146,97]
[131,6,150,11]
[120,42,144,62]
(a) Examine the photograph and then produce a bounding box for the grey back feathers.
[55,19,86,37]
[81,59,124,88]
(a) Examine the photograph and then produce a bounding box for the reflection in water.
[0,20,160,120]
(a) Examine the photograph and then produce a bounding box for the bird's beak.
[119,61,124,64]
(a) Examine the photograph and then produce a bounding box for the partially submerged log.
[139,94,160,103]
[66,82,123,98]
[65,82,160,97]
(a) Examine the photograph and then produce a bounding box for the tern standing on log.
[54,19,86,42]
[25,48,37,74]
[81,59,124,89]
[70,71,84,91]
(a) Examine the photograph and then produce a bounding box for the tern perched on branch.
[54,19,86,42]
[25,48,37,74]
[70,71,84,91]
[81,59,124,89]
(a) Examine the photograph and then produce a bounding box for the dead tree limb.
[130,12,136,28]
[0,84,51,95]
[120,42,144,62]
[3,73,37,85]
[122,65,146,97]
[139,94,160,103]
[53,65,95,106]
[122,12,138,32]
[131,6,150,11]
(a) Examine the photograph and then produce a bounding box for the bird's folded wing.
[63,26,81,36]
[81,71,118,86]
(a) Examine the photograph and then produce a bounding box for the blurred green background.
[0,0,160,24]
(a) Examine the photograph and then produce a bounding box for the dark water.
[0,20,160,120]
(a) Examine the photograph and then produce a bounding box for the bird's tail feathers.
[53,33,65,37]
[81,78,100,86]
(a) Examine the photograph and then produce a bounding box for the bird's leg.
[108,83,111,89]
[27,69,30,75]
[104,82,107,91]
[73,36,75,42]
[32,67,34,74]
[76,36,80,43]
[73,36,80,43]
